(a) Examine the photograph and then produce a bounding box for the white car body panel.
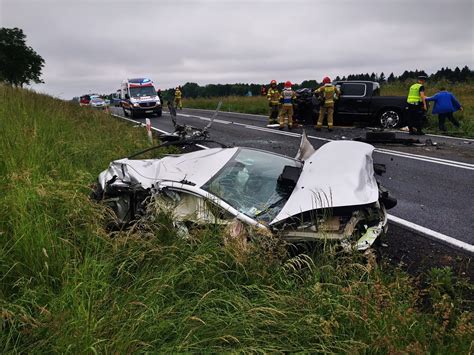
[270,141,378,225]
[99,147,238,190]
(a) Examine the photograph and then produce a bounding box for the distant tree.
[335,75,341,81]
[182,82,199,98]
[460,65,473,81]
[299,80,319,89]
[387,72,396,82]
[0,27,44,87]
[453,66,461,82]
[379,72,386,83]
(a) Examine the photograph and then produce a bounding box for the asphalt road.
[110,106,474,248]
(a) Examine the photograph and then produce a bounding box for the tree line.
[163,66,473,99]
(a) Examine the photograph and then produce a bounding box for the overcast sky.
[1,0,473,98]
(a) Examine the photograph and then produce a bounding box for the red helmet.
[284,81,292,88]
[322,77,331,84]
[270,80,277,85]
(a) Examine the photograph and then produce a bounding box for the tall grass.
[185,95,269,115]
[1,85,473,352]
[184,81,474,137]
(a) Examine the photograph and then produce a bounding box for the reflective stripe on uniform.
[280,88,295,106]
[316,84,337,104]
[267,88,280,104]
[407,83,422,104]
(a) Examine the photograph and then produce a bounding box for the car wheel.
[123,107,129,117]
[379,110,401,129]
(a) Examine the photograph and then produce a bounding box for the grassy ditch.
[183,81,474,138]
[1,86,473,352]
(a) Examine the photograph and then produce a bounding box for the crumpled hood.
[98,148,238,190]
[270,141,378,225]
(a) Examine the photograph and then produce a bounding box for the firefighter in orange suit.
[267,80,280,124]
[279,81,296,130]
[174,86,183,110]
[315,77,340,131]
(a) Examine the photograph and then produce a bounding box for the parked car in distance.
[89,96,107,110]
[333,81,409,128]
[79,95,91,106]
[295,81,410,128]
[111,90,122,107]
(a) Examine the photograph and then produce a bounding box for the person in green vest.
[314,76,340,131]
[406,75,428,135]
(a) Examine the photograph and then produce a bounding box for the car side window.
[341,83,366,97]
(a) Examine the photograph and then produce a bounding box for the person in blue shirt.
[426,88,463,132]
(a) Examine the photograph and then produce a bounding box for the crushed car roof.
[103,148,238,189]
[270,141,379,224]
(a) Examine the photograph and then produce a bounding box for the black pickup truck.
[295,81,409,128]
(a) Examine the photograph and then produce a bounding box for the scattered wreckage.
[92,125,397,251]
[158,101,222,142]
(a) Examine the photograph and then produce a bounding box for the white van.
[120,78,162,117]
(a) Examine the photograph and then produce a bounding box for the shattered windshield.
[130,86,156,98]
[202,148,302,222]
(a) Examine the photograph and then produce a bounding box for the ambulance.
[120,78,162,117]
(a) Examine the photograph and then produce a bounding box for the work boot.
[315,126,321,131]
[288,125,292,130]
[279,125,284,130]
[328,127,333,132]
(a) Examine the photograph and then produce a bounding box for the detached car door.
[336,83,371,125]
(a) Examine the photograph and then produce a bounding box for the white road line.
[112,113,210,150]
[186,108,474,142]
[111,111,473,253]
[169,111,474,170]
[185,107,266,118]
[374,148,474,170]
[396,130,474,142]
[388,215,474,253]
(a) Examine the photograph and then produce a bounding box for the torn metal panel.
[271,141,378,225]
[294,130,315,161]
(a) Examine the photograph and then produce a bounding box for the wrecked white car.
[93,135,396,250]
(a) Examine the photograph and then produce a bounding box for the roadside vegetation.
[1,85,473,352]
[183,81,474,138]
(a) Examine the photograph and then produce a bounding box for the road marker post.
[145,118,153,144]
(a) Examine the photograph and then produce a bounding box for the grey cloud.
[2,0,472,98]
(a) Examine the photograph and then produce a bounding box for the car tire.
[379,109,401,129]
[123,107,129,117]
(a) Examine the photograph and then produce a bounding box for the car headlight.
[133,103,140,107]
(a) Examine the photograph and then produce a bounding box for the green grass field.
[183,81,474,138]
[1,85,473,352]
